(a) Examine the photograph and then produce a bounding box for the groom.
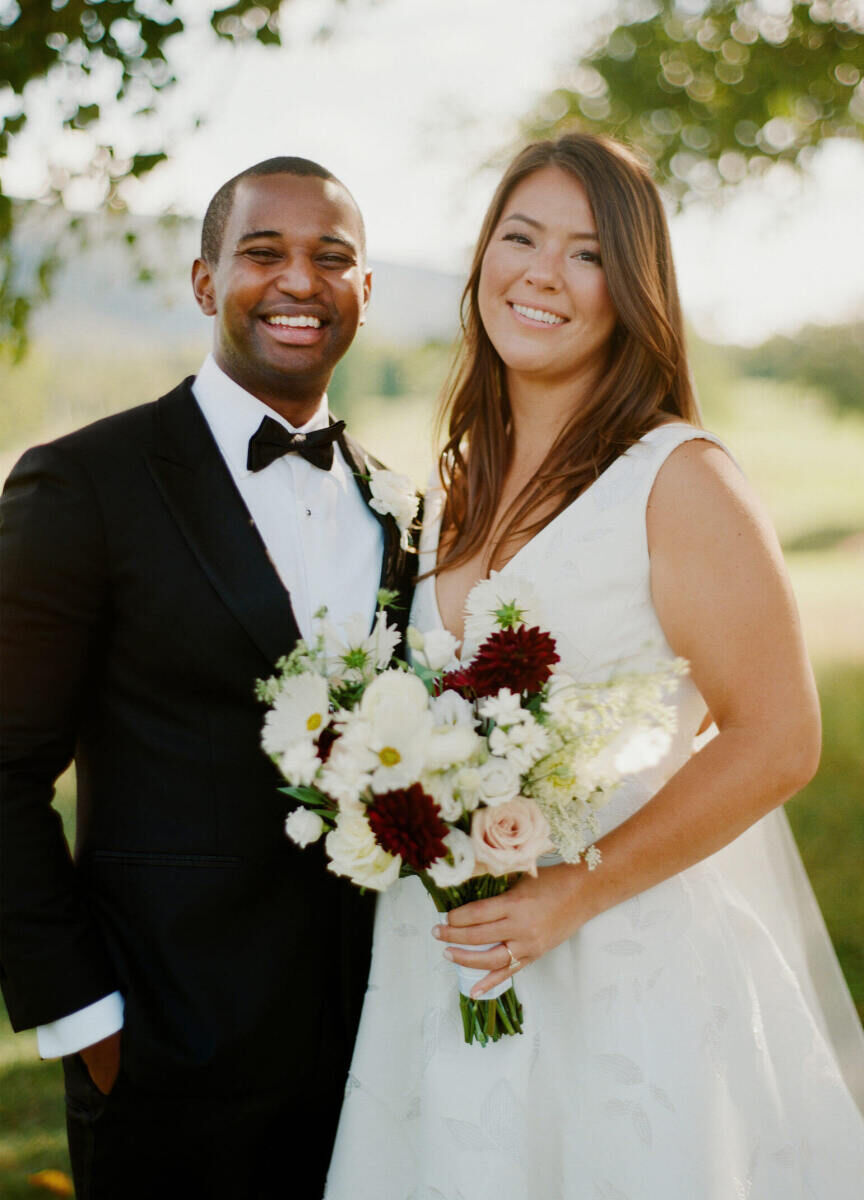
[0,158,416,1198]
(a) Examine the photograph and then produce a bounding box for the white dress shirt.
[36,355,384,1058]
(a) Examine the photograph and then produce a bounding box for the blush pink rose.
[470,796,553,877]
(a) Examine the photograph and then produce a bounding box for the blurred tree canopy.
[0,0,325,359]
[3,0,863,359]
[737,320,864,413]
[529,0,864,200]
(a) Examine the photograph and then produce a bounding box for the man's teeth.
[512,304,565,326]
[266,315,322,328]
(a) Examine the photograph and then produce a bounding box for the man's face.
[192,173,371,407]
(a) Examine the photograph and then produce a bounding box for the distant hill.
[24,212,464,352]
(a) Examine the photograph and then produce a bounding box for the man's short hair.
[200,156,365,264]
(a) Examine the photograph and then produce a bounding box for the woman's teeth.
[511,304,565,326]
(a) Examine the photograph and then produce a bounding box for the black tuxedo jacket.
[0,377,417,1097]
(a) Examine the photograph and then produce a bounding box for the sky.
[5,0,864,345]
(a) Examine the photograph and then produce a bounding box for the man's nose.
[275,252,321,297]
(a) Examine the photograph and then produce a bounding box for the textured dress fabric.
[325,424,864,1199]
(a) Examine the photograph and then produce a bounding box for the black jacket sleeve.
[0,443,118,1030]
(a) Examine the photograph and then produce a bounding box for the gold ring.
[504,943,522,972]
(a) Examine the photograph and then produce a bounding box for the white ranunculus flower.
[278,740,321,786]
[429,690,476,729]
[326,811,401,891]
[425,722,484,772]
[427,828,476,887]
[415,628,461,673]
[367,468,420,549]
[284,808,325,847]
[360,669,429,720]
[474,755,521,807]
[453,765,483,812]
[260,673,330,758]
[462,572,543,659]
[421,771,464,822]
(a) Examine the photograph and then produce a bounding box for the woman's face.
[477,166,617,391]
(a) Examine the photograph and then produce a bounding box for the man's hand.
[79,1030,122,1095]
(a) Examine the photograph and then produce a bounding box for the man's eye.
[244,248,279,260]
[320,254,352,265]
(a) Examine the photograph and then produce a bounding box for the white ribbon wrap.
[451,941,514,1000]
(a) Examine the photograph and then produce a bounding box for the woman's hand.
[432,863,590,998]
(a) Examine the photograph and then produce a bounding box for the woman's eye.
[502,232,532,246]
[573,250,601,264]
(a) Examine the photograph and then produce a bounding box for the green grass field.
[2,360,862,1193]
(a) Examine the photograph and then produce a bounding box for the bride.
[325,133,864,1197]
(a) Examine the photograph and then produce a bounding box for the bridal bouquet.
[257,576,684,1046]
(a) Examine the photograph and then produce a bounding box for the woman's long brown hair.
[435,132,701,575]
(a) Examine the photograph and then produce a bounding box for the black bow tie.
[246,415,346,473]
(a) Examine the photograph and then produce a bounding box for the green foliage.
[0,0,288,358]
[735,321,864,415]
[787,663,864,1018]
[530,0,864,200]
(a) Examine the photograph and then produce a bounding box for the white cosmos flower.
[261,673,330,759]
[326,811,401,891]
[474,756,521,807]
[427,828,476,887]
[355,673,434,791]
[316,610,399,685]
[462,572,543,660]
[284,808,325,847]
[368,608,402,669]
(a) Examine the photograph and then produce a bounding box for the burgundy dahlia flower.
[464,625,560,698]
[368,783,449,871]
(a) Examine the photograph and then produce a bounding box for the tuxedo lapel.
[145,379,301,667]
[337,430,402,595]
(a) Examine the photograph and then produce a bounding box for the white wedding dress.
[325,424,864,1199]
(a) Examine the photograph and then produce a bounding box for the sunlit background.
[1,1,863,1193]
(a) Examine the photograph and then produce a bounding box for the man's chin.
[217,349,333,404]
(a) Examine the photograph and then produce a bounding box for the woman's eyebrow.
[502,213,599,240]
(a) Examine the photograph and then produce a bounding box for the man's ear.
[358,268,372,327]
[191,258,217,316]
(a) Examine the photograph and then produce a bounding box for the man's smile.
[260,307,331,345]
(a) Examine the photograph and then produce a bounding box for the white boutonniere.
[366,467,420,551]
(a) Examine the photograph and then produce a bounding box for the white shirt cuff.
[36,991,125,1059]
